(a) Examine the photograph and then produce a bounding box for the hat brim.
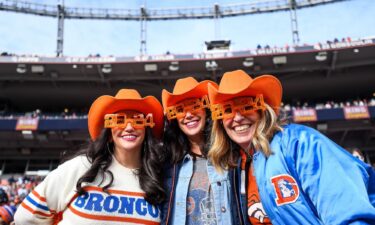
[162,80,218,110]
[88,95,164,140]
[208,75,282,114]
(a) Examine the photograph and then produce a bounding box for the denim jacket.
[232,124,375,225]
[161,154,238,225]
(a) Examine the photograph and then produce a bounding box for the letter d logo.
[270,174,299,206]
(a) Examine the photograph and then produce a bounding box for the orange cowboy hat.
[208,70,282,114]
[162,77,218,110]
[88,89,164,140]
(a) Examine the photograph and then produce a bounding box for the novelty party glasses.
[210,95,266,120]
[104,113,155,129]
[165,95,210,120]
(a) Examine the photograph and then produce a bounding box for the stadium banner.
[15,117,39,130]
[292,108,317,122]
[314,39,373,50]
[343,106,370,120]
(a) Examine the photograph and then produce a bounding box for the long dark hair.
[163,109,212,164]
[71,127,165,205]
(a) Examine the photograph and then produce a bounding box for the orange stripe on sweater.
[31,190,47,202]
[21,202,53,217]
[83,186,145,197]
[68,205,159,225]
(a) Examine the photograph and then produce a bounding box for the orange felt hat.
[208,70,282,114]
[162,77,218,110]
[88,89,164,140]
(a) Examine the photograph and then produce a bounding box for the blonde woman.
[208,70,375,224]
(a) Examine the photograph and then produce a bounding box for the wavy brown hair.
[67,127,166,205]
[208,104,286,172]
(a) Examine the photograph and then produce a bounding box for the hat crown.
[219,70,253,93]
[172,77,200,94]
[114,89,142,100]
[208,69,282,115]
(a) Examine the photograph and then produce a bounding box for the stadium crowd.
[1,98,374,120]
[0,108,88,120]
[1,36,360,59]
[0,175,42,224]
[282,97,375,111]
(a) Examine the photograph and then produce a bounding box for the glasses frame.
[210,94,266,120]
[104,113,155,129]
[165,95,210,120]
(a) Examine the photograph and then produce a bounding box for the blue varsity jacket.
[233,124,375,225]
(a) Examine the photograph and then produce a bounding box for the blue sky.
[0,0,374,56]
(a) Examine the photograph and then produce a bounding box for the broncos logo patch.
[270,174,299,206]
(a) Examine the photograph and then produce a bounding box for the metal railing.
[0,0,348,20]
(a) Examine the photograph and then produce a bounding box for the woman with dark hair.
[208,70,375,224]
[160,77,235,225]
[15,89,166,224]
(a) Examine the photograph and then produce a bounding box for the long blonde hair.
[208,104,286,172]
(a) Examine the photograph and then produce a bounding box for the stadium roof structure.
[0,0,349,20]
[0,0,350,55]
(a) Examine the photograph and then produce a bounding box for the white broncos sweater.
[14,156,160,225]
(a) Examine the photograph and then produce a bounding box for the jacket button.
[221,206,226,212]
[217,181,221,186]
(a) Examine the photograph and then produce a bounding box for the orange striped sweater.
[14,156,160,225]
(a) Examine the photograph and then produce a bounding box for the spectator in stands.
[324,101,333,109]
[0,189,9,207]
[1,176,40,209]
[350,147,365,162]
[160,77,235,224]
[284,43,290,51]
[32,109,41,118]
[0,52,13,56]
[0,188,16,225]
[0,205,16,225]
[15,89,166,224]
[16,184,27,199]
[207,70,375,224]
[6,178,14,186]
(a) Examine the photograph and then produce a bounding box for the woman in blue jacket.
[160,77,235,225]
[208,69,375,224]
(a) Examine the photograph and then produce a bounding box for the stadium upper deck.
[0,37,374,112]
